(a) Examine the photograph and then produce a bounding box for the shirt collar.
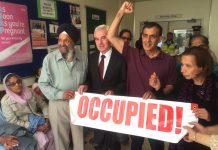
[140,48,164,60]
[99,47,112,58]
[56,50,64,61]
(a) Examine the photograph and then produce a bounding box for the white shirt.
[99,48,112,79]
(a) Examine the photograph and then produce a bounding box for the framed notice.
[37,0,57,20]
[30,20,48,49]
[86,7,106,55]
[0,1,32,67]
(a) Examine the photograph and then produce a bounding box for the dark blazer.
[86,48,128,146]
[86,48,127,95]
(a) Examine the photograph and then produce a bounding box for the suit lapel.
[93,52,101,81]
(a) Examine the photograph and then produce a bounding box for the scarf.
[3,73,32,105]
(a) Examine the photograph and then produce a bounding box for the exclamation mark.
[175,107,183,134]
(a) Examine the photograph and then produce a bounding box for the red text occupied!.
[77,96,183,134]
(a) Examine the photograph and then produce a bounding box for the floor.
[84,130,169,150]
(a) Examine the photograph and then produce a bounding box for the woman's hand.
[193,108,211,121]
[190,122,206,133]
[37,123,50,133]
[183,126,196,142]
[0,135,19,150]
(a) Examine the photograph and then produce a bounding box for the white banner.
[69,92,198,143]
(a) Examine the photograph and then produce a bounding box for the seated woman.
[168,47,218,150]
[1,73,55,150]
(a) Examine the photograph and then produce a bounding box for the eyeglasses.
[121,37,131,41]
[142,34,159,40]
[6,79,22,87]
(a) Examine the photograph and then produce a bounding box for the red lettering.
[125,101,138,126]
[175,107,183,134]
[88,97,100,120]
[146,103,157,130]
[77,96,89,118]
[113,100,126,124]
[77,95,182,135]
[158,104,173,132]
[100,98,112,122]
[138,102,146,128]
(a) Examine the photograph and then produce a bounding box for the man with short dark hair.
[119,29,132,45]
[39,23,88,150]
[107,2,177,150]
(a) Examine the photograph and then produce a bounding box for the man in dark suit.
[78,24,128,150]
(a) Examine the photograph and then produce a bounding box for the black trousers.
[94,129,122,150]
[131,136,164,150]
[94,142,121,150]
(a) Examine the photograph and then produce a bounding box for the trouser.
[148,138,164,150]
[49,101,84,150]
[94,129,124,150]
[169,140,210,150]
[130,135,144,150]
[94,142,121,150]
[131,136,164,150]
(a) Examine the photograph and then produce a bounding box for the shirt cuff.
[57,91,64,100]
[154,87,165,98]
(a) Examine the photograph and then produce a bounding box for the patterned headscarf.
[3,73,32,105]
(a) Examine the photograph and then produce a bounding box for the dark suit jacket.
[86,48,127,95]
[85,48,128,146]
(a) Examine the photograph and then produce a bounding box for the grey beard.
[66,48,74,62]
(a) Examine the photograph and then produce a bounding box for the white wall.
[209,0,218,58]
[134,0,211,43]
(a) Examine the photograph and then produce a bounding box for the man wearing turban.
[38,23,88,150]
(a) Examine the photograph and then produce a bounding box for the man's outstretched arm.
[107,1,134,54]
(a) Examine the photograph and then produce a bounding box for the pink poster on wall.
[0,1,32,67]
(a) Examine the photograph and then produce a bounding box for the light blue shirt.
[38,49,88,100]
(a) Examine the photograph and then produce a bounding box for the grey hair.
[94,24,109,33]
